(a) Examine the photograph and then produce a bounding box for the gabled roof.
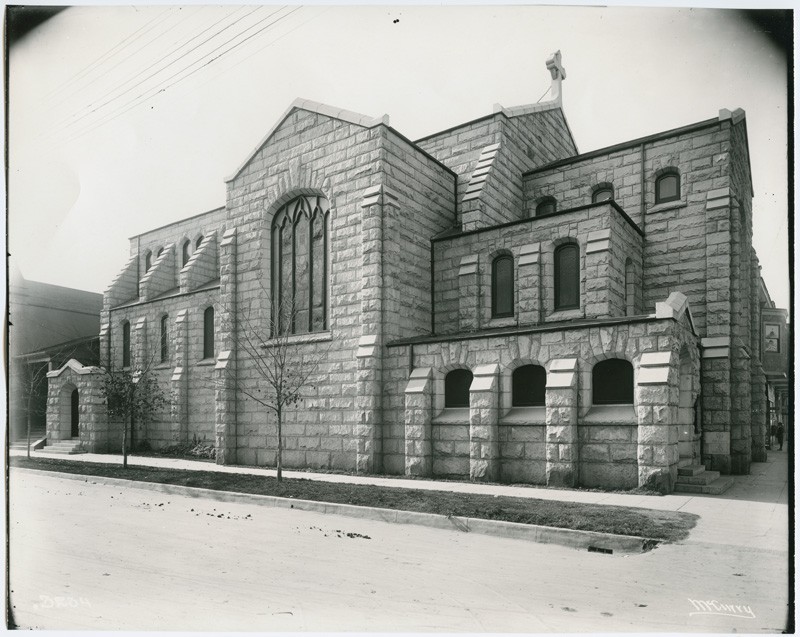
[226,98,390,183]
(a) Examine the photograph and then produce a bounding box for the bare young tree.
[101,345,166,469]
[223,293,329,481]
[23,361,50,459]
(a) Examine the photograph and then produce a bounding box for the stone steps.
[10,431,47,450]
[674,464,733,495]
[40,439,86,455]
[674,476,734,495]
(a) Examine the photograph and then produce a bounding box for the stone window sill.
[649,199,687,214]
[486,316,517,329]
[546,308,584,322]
[432,408,470,425]
[261,331,333,348]
[196,358,216,367]
[500,406,546,425]
[582,404,637,425]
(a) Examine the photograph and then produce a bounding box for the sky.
[6,5,791,310]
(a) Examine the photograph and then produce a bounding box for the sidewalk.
[10,447,790,550]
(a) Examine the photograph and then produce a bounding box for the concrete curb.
[14,467,657,555]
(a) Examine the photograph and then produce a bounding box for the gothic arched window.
[122,320,131,368]
[271,194,330,335]
[144,251,152,272]
[182,240,191,267]
[196,236,203,250]
[160,314,169,363]
[492,254,514,318]
[554,242,580,310]
[203,307,215,359]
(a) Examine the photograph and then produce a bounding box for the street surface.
[9,469,790,632]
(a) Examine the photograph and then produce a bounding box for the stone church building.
[45,52,778,493]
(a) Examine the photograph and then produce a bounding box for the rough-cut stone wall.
[432,203,643,333]
[107,289,219,449]
[384,313,699,490]
[133,207,227,280]
[45,361,109,452]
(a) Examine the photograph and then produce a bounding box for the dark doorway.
[71,389,79,438]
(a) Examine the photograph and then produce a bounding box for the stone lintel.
[549,357,578,372]
[640,351,672,367]
[638,366,670,385]
[473,363,499,376]
[586,239,610,254]
[586,229,611,242]
[220,228,236,247]
[459,254,479,276]
[701,336,731,348]
[547,371,575,389]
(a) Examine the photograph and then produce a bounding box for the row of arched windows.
[443,359,634,408]
[119,307,214,368]
[143,236,204,273]
[533,170,681,217]
[490,242,580,318]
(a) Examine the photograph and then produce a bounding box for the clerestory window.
[554,243,580,310]
[655,171,680,204]
[203,307,215,359]
[492,254,514,318]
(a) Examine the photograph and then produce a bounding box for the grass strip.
[10,456,697,542]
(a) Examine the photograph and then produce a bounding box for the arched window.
[156,247,164,258]
[492,254,514,318]
[160,314,169,363]
[445,369,473,408]
[554,243,580,310]
[196,235,204,250]
[592,185,614,203]
[203,307,215,359]
[593,358,634,405]
[122,320,131,368]
[536,197,556,217]
[182,240,191,267]
[271,194,330,335]
[144,251,152,272]
[512,364,546,407]
[655,171,680,204]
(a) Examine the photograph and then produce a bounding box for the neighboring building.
[45,52,784,492]
[8,268,102,443]
[758,278,790,442]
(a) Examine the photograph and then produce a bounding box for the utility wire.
[41,6,174,104]
[56,7,300,147]
[50,6,261,136]
[193,5,327,93]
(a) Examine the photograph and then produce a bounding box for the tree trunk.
[26,410,32,459]
[122,413,131,469]
[276,406,283,482]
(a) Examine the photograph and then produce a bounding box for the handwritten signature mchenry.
[688,599,755,619]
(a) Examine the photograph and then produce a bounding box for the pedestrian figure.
[776,424,785,451]
[771,424,777,447]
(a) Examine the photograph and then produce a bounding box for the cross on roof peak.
[546,50,566,81]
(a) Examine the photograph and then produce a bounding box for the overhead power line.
[48,6,261,136]
[56,6,300,147]
[42,6,175,106]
